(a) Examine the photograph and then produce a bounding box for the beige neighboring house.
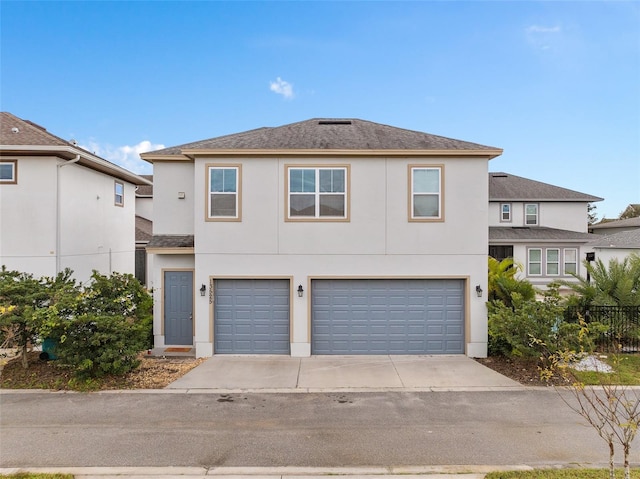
[0,112,151,283]
[142,118,503,358]
[488,172,603,291]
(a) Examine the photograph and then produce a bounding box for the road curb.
[0,465,537,477]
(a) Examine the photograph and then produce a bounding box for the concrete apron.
[166,355,524,392]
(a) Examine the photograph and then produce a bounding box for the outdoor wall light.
[200,284,206,296]
[297,284,304,297]
[475,285,483,298]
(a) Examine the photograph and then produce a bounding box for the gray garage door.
[312,279,464,355]
[214,279,290,354]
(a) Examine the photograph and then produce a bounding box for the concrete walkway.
[166,355,523,392]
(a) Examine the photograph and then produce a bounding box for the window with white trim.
[528,248,542,275]
[114,181,124,206]
[0,160,17,184]
[501,203,511,222]
[410,166,442,220]
[208,166,240,219]
[546,248,560,275]
[287,166,347,219]
[564,248,578,275]
[525,203,539,225]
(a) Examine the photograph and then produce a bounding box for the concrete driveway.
[166,355,523,392]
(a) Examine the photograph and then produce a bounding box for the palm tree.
[563,254,640,307]
[488,256,535,307]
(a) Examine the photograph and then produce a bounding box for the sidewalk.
[165,355,524,392]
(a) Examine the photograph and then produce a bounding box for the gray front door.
[214,279,290,354]
[312,279,465,355]
[164,271,193,345]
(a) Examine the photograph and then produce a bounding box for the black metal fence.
[565,305,640,353]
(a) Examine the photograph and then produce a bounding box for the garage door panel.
[312,279,464,355]
[214,279,290,354]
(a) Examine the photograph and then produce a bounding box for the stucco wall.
[153,162,194,234]
[489,201,589,232]
[0,156,58,278]
[0,155,137,283]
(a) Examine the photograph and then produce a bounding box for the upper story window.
[0,160,17,184]
[410,166,443,221]
[114,181,124,206]
[525,203,539,225]
[500,203,511,222]
[287,166,348,220]
[208,165,241,220]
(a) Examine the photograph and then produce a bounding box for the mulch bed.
[475,355,575,386]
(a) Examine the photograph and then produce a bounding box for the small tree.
[0,267,77,369]
[487,256,535,309]
[542,318,640,479]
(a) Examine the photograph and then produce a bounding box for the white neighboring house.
[0,112,152,283]
[142,118,503,358]
[488,172,603,291]
[587,216,640,265]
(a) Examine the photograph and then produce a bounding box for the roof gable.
[489,172,602,202]
[142,118,502,159]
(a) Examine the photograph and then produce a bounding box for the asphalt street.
[1,390,638,468]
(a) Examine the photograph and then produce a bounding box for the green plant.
[488,256,536,308]
[488,285,600,360]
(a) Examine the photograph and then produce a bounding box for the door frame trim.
[161,268,195,342]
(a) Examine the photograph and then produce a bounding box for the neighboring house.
[488,172,602,291]
[586,229,640,265]
[142,118,503,358]
[589,215,640,236]
[0,112,151,283]
[135,174,153,285]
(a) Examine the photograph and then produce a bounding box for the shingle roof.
[590,216,640,230]
[135,216,152,243]
[147,235,194,249]
[144,118,501,156]
[0,112,70,147]
[489,226,595,242]
[1,112,151,186]
[489,172,602,202]
[588,230,640,249]
[135,175,153,196]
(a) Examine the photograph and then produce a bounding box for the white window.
[564,248,578,275]
[546,249,560,275]
[525,203,538,225]
[114,181,124,206]
[0,160,17,184]
[287,167,347,219]
[528,248,542,275]
[501,203,511,222]
[208,166,240,219]
[410,166,442,220]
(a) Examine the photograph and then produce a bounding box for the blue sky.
[1,1,638,220]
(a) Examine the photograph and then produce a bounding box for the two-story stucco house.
[0,112,151,283]
[488,172,602,291]
[142,118,502,358]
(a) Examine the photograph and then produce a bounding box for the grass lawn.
[486,469,640,478]
[571,354,640,385]
[0,474,74,479]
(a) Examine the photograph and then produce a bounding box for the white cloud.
[79,140,163,175]
[269,77,295,99]
[525,24,562,51]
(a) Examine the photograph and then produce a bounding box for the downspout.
[56,155,81,274]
